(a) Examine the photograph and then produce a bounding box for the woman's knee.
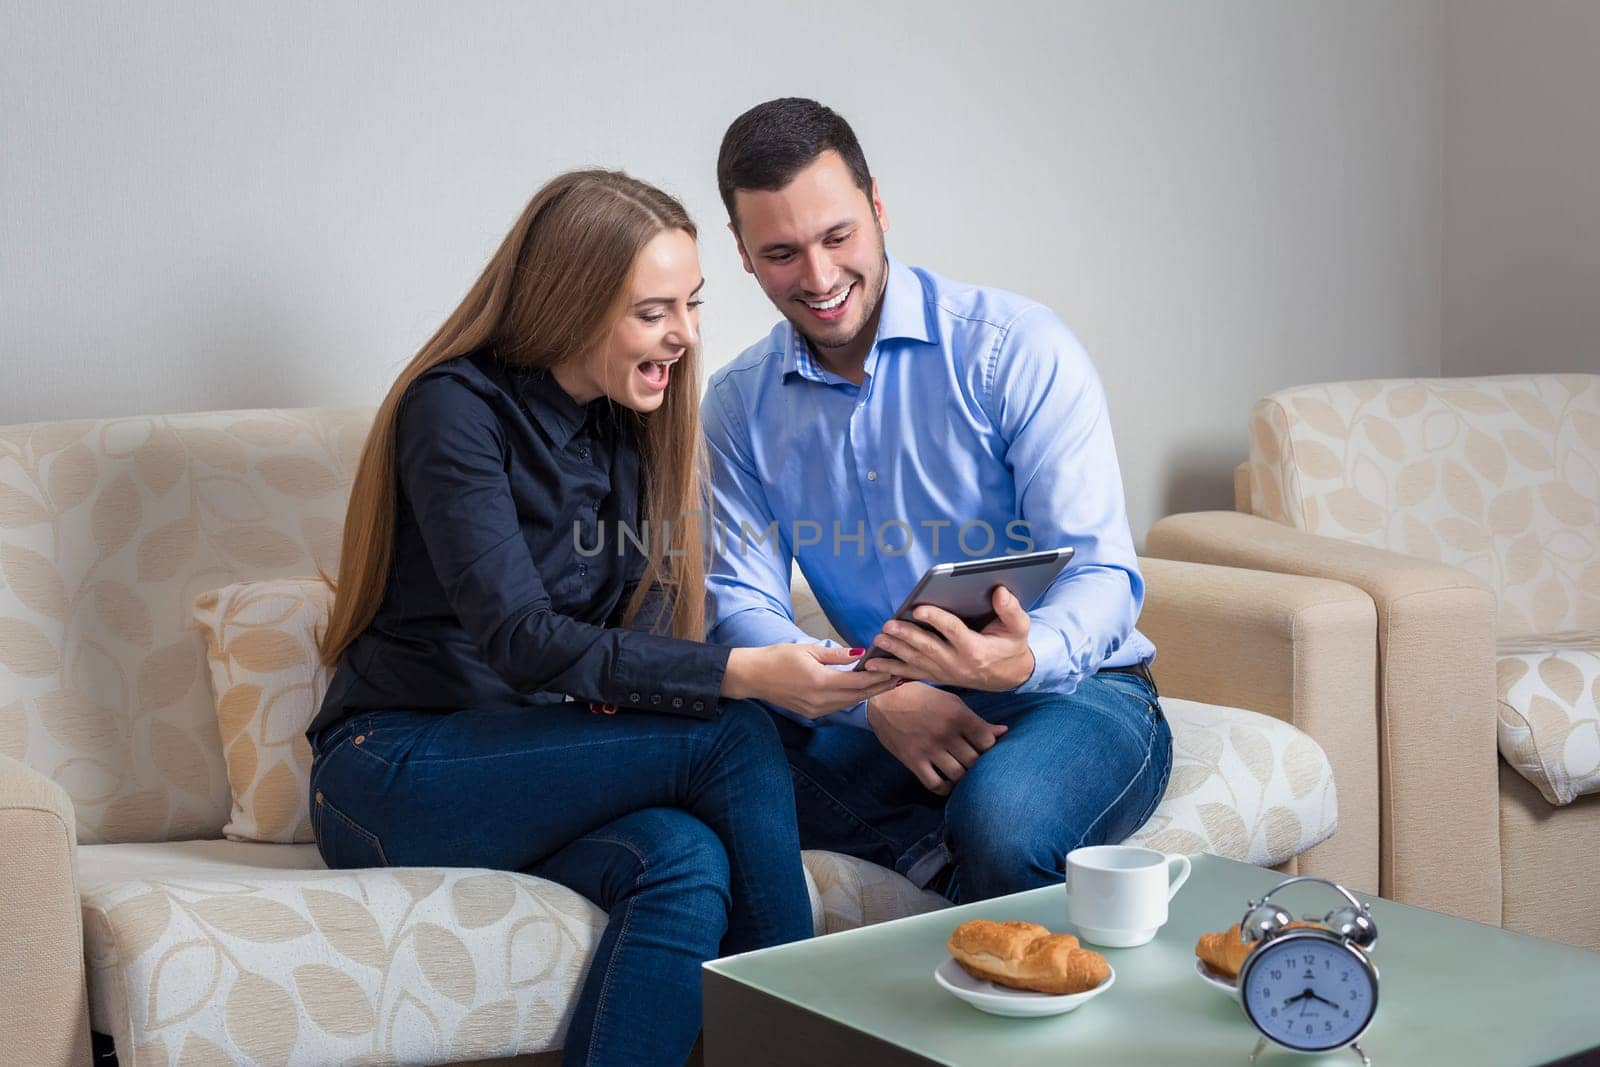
[707,700,790,774]
[623,808,732,898]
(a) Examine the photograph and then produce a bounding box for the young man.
[702,97,1171,903]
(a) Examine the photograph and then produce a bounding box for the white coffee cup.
[1064,845,1192,948]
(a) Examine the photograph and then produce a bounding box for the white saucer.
[934,957,1115,1018]
[1194,958,1238,997]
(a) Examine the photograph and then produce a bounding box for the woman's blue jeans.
[308,699,813,1067]
[773,670,1173,903]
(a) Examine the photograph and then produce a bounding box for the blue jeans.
[308,700,813,1067]
[773,670,1172,903]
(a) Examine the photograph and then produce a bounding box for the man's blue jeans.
[308,700,813,1067]
[773,670,1172,903]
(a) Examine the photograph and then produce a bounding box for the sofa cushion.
[0,409,374,845]
[1127,697,1338,865]
[1496,633,1600,806]
[76,841,948,1065]
[193,577,332,844]
[1244,374,1600,638]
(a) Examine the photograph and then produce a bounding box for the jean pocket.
[312,789,389,869]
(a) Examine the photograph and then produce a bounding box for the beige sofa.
[1149,374,1600,952]
[1,407,1373,1064]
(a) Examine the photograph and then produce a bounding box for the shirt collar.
[783,252,934,383]
[508,363,594,447]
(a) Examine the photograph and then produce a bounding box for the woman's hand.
[723,644,898,719]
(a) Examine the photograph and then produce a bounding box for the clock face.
[1240,933,1377,1052]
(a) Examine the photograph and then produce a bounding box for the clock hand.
[1308,991,1340,1009]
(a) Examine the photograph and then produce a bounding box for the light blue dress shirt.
[702,254,1155,728]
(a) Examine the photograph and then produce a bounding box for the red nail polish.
[849,647,866,656]
[588,702,603,714]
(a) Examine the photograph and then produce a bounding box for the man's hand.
[865,682,1008,796]
[868,586,1036,691]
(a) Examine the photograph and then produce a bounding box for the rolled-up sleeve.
[396,377,728,717]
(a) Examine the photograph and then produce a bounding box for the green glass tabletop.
[704,854,1600,1065]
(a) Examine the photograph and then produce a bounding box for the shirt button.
[692,700,705,711]
[671,697,683,708]
[651,694,662,705]
[866,470,878,481]
[353,735,365,745]
[314,791,323,805]
[629,692,642,703]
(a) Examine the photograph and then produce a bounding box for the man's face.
[730,150,889,353]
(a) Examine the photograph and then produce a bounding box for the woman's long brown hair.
[318,170,708,667]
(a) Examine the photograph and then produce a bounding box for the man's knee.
[944,778,1062,889]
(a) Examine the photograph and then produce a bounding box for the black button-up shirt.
[308,351,729,739]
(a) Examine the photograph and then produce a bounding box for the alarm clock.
[1236,876,1379,1060]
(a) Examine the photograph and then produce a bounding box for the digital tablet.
[854,547,1075,670]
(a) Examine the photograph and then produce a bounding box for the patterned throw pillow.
[192,578,332,843]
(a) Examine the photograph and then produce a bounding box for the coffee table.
[703,854,1600,1066]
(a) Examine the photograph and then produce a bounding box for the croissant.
[1195,921,1319,979]
[947,919,1110,995]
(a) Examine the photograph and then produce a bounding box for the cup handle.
[1166,853,1192,901]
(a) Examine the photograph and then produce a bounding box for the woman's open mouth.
[638,357,678,391]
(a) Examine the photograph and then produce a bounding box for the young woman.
[307,170,893,1066]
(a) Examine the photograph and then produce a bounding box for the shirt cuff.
[826,699,872,729]
[1018,620,1072,694]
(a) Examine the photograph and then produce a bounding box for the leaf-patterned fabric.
[75,840,946,1064]
[0,409,372,844]
[1246,374,1599,638]
[193,578,332,843]
[1246,374,1600,803]
[1496,634,1600,806]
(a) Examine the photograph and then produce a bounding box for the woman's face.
[557,228,703,412]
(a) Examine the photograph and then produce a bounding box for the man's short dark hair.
[716,98,873,229]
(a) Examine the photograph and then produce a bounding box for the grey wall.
[1,1,1446,538]
[1443,0,1600,378]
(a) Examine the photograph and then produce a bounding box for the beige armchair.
[1149,374,1600,951]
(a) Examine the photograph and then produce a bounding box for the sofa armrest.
[1138,556,1378,893]
[0,753,92,1066]
[1145,512,1501,926]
